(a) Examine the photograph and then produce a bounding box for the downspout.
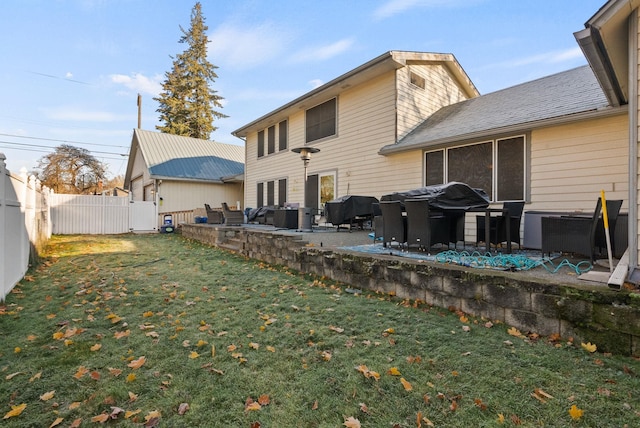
[629,9,639,274]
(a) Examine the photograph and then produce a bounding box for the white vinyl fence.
[1,153,51,301]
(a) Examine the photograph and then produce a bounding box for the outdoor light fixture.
[291,146,320,231]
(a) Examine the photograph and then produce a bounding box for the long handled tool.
[600,190,613,273]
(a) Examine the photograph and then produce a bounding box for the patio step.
[218,237,244,253]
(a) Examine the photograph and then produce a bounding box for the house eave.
[378,105,626,155]
[149,174,225,185]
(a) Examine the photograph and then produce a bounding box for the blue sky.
[0,0,605,178]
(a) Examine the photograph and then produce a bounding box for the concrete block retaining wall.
[182,224,640,356]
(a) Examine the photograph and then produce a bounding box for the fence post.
[0,153,6,300]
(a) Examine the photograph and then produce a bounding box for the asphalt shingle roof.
[133,129,244,181]
[382,65,610,153]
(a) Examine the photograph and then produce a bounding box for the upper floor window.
[306,98,336,143]
[257,120,288,158]
[425,135,526,202]
[410,72,425,89]
[257,130,265,158]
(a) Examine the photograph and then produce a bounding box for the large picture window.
[306,98,336,143]
[425,135,525,201]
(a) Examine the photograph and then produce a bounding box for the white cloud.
[289,38,355,63]
[308,79,324,89]
[208,22,292,70]
[372,0,477,21]
[110,73,163,96]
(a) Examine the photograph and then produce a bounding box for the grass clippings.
[1,234,640,427]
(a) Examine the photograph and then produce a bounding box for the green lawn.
[1,234,639,427]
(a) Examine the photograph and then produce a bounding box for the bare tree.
[37,144,107,194]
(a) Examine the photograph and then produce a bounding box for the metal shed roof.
[128,129,244,182]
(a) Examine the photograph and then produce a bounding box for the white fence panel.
[130,201,157,232]
[1,153,51,301]
[51,194,130,234]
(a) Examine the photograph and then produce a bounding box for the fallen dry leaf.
[178,403,189,415]
[568,404,584,421]
[73,366,89,380]
[90,343,102,351]
[91,413,109,423]
[49,417,64,428]
[128,356,146,369]
[69,418,82,428]
[343,416,361,427]
[387,367,401,376]
[581,342,597,353]
[5,372,23,380]
[40,390,55,401]
[400,377,413,391]
[3,403,26,419]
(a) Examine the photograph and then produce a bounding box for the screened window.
[425,150,444,186]
[267,125,276,155]
[257,130,265,158]
[424,135,525,201]
[278,120,288,151]
[278,179,287,206]
[448,142,492,197]
[267,181,275,206]
[257,182,264,207]
[496,137,524,201]
[306,98,336,143]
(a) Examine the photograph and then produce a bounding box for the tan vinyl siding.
[130,149,150,201]
[158,181,242,214]
[397,64,471,141]
[530,113,628,211]
[244,70,426,208]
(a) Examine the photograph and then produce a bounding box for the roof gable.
[381,65,612,154]
[126,129,244,182]
[232,51,479,137]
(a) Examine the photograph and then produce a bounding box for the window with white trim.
[306,98,337,143]
[257,119,288,158]
[425,135,525,201]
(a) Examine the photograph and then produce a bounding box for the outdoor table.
[466,207,511,254]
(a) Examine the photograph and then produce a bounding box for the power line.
[0,140,128,156]
[0,132,130,149]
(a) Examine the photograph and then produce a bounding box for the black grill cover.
[380,182,489,210]
[325,195,379,225]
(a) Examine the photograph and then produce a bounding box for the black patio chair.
[405,199,450,251]
[372,202,383,242]
[541,198,622,262]
[475,201,525,250]
[379,201,406,249]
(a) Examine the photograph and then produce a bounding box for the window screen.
[267,181,275,206]
[496,137,524,200]
[257,182,264,207]
[267,126,275,155]
[447,142,492,199]
[257,130,265,158]
[278,179,287,206]
[306,98,336,143]
[425,150,444,185]
[278,120,288,151]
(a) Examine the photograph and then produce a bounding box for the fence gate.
[129,200,157,232]
[50,194,157,234]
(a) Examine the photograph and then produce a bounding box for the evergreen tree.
[155,2,226,140]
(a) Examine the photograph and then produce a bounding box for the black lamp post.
[291,146,320,231]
